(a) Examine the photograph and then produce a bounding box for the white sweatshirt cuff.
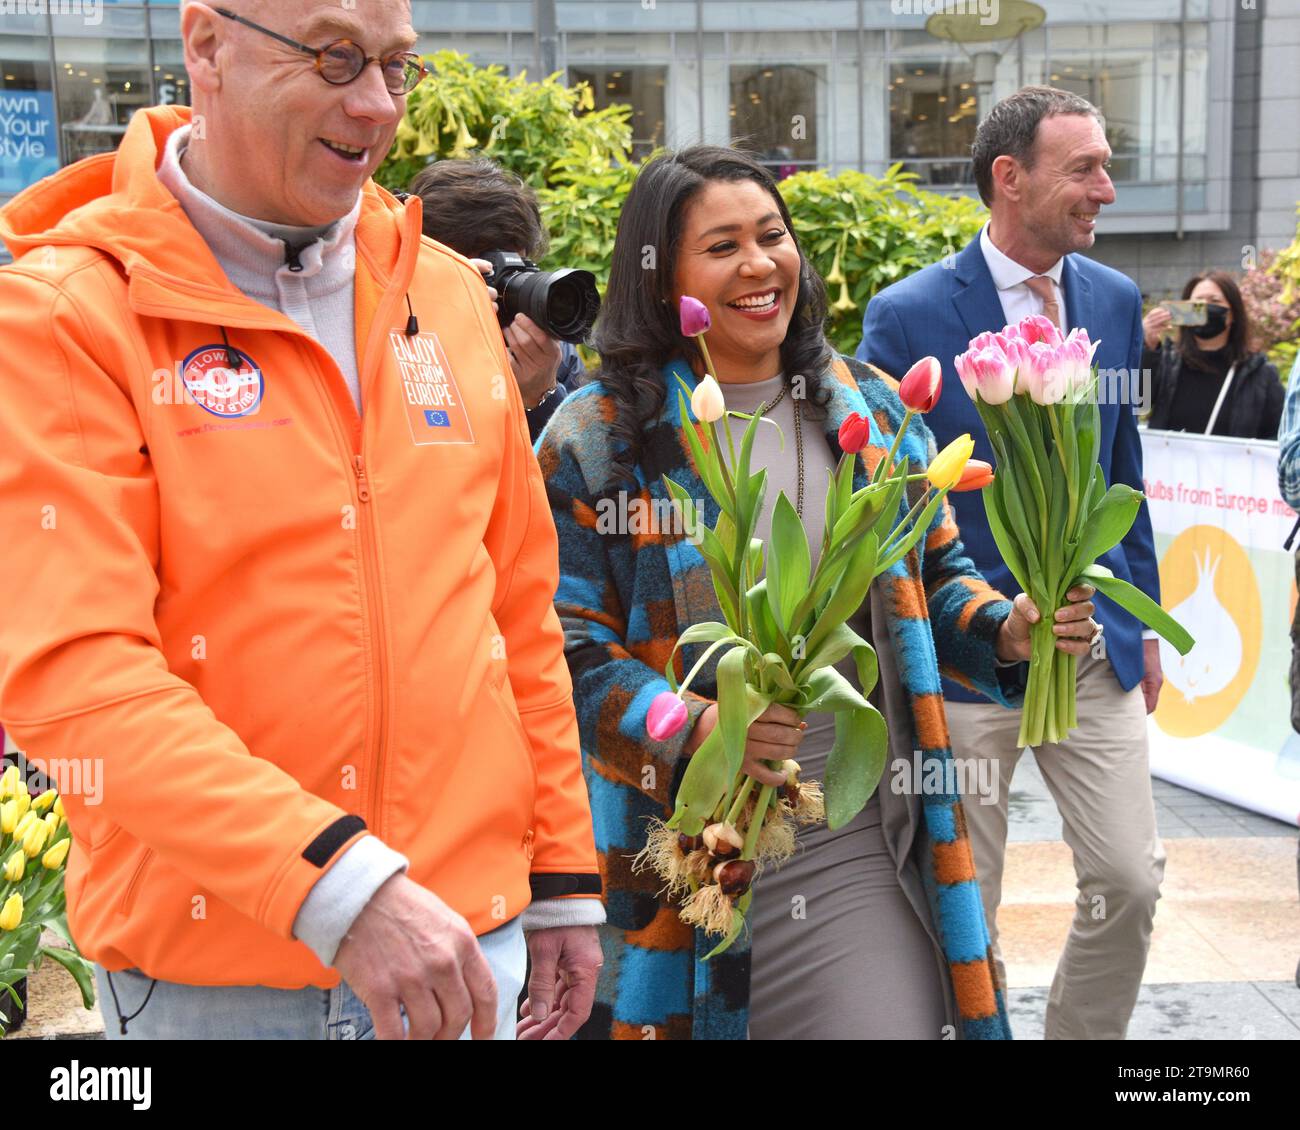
[292,835,409,968]
[520,896,607,932]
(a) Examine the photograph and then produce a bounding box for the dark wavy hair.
[591,145,834,485]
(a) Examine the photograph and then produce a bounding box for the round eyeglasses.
[215,7,428,97]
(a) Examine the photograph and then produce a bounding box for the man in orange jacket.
[0,0,602,1041]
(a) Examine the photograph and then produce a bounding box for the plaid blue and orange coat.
[536,354,1021,1040]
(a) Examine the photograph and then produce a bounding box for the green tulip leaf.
[825,703,889,829]
[1077,564,1195,656]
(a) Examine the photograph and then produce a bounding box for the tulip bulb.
[713,858,756,896]
[702,822,744,858]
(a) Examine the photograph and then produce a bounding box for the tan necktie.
[1023,274,1062,331]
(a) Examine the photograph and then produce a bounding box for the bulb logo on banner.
[1165,548,1241,702]
[1155,525,1260,737]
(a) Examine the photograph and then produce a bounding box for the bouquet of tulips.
[954,315,1194,748]
[0,764,94,1036]
[638,297,980,956]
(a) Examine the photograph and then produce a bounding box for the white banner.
[1141,428,1300,826]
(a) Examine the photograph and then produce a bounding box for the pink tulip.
[679,296,712,338]
[1018,341,1070,405]
[647,691,689,741]
[899,356,942,412]
[1011,314,1064,348]
[954,344,1016,405]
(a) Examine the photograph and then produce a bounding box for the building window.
[888,59,979,186]
[568,65,666,159]
[729,63,821,180]
[54,36,151,165]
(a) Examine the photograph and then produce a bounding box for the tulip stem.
[876,408,915,483]
[740,784,775,861]
[678,636,744,698]
[1047,404,1078,535]
[879,487,933,559]
[726,776,757,826]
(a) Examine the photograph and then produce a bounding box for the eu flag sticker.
[391,328,476,446]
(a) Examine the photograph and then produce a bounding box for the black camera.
[480,251,601,345]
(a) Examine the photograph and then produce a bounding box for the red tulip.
[837,411,872,454]
[951,459,994,492]
[899,356,942,412]
[679,296,712,338]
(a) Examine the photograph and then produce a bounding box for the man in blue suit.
[857,87,1165,1040]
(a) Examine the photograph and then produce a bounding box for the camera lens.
[501,268,601,345]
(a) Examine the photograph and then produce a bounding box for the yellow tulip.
[13,811,38,843]
[3,851,23,882]
[42,838,70,870]
[22,821,47,858]
[927,433,976,491]
[32,790,57,813]
[53,796,64,819]
[14,790,29,821]
[0,893,22,931]
[0,800,16,836]
[0,765,17,800]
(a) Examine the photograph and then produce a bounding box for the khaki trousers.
[944,651,1166,1040]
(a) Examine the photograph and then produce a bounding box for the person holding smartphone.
[1142,270,1284,438]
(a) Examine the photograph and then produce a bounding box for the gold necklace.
[757,380,804,519]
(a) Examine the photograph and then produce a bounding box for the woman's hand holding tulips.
[686,702,806,787]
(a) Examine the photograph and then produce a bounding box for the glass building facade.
[0,0,1240,238]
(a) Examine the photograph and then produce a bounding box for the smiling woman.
[535,144,1031,1041]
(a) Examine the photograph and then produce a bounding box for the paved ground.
[1001,751,1300,1040]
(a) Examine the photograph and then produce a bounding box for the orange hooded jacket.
[0,106,599,989]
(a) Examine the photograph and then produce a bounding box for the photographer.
[1142,270,1284,439]
[410,157,584,441]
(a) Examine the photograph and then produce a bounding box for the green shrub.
[376,50,633,194]
[378,54,988,362]
[780,166,987,355]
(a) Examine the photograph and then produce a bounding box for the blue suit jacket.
[855,234,1160,702]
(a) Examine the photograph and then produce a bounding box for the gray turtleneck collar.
[155,124,364,413]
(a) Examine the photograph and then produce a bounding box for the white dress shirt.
[979,222,1066,333]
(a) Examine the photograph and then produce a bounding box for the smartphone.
[1163,300,1208,327]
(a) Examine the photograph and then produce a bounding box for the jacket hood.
[0,104,416,327]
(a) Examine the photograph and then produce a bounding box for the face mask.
[1192,303,1230,339]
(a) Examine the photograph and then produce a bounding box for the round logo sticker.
[181,345,264,418]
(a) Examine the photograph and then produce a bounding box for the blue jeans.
[94,916,526,1040]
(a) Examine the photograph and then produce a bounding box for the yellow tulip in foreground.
[13,810,38,843]
[0,893,22,932]
[927,433,976,491]
[42,837,70,870]
[0,800,16,836]
[3,851,24,882]
[32,789,57,813]
[22,821,48,858]
[0,765,17,800]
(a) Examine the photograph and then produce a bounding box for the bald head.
[178,0,417,226]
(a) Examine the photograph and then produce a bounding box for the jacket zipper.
[347,203,425,834]
[352,452,390,834]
